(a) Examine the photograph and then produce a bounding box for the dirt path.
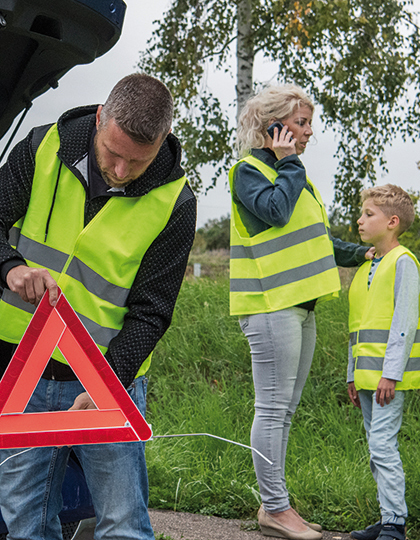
[149,509,352,540]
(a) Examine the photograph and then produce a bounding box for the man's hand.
[364,247,376,260]
[347,382,361,409]
[6,265,58,307]
[68,392,97,411]
[376,377,396,407]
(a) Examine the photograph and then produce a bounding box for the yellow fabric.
[229,154,340,316]
[349,245,420,390]
[0,124,186,377]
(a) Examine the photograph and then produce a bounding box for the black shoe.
[377,523,405,540]
[351,521,381,540]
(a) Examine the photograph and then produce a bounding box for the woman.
[229,85,372,540]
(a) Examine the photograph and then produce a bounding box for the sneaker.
[377,523,405,540]
[351,521,381,540]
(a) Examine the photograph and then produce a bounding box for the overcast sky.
[1,0,419,228]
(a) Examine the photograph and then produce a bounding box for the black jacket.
[0,105,197,386]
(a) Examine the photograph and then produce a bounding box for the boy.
[347,184,420,540]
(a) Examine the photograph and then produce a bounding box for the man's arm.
[105,188,197,387]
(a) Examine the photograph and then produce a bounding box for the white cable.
[0,435,273,467]
[151,433,273,465]
[0,447,34,467]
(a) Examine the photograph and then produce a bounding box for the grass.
[145,275,420,536]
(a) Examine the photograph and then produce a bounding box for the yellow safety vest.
[349,245,420,390]
[229,154,340,316]
[0,124,187,376]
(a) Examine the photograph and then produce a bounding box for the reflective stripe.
[355,329,420,345]
[230,255,336,293]
[0,290,117,348]
[357,356,383,370]
[1,289,35,315]
[77,312,119,348]
[9,227,21,246]
[230,222,327,260]
[358,329,389,344]
[18,235,68,273]
[357,356,420,373]
[67,258,130,307]
[14,236,130,307]
[406,357,420,371]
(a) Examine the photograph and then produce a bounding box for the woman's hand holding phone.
[267,121,297,161]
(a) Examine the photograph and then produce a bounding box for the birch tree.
[138,0,420,230]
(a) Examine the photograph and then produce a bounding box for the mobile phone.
[267,121,286,139]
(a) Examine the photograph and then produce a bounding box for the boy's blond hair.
[361,184,415,235]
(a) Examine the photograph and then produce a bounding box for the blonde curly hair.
[237,84,314,157]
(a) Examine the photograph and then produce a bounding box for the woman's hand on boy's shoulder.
[347,382,361,409]
[376,377,397,407]
[364,247,375,260]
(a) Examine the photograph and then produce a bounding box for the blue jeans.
[240,307,316,513]
[359,389,407,525]
[0,376,154,540]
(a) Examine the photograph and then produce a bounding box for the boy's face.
[357,199,395,245]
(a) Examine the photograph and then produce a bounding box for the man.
[0,73,196,540]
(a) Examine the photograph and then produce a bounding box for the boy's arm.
[347,341,361,408]
[377,255,420,405]
[347,340,355,384]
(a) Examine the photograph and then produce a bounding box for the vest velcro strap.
[67,258,130,308]
[18,235,68,273]
[358,329,389,344]
[230,222,327,260]
[230,254,336,293]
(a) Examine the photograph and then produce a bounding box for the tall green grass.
[146,276,420,535]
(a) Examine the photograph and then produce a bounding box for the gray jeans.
[240,307,316,513]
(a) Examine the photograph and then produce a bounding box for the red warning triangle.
[0,288,152,449]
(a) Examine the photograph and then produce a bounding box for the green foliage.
[146,277,420,535]
[330,188,420,249]
[138,0,237,191]
[400,190,420,258]
[329,206,357,242]
[138,0,420,219]
[194,214,230,251]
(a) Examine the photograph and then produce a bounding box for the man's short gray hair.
[99,73,173,144]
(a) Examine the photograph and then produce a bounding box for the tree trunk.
[236,0,254,122]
